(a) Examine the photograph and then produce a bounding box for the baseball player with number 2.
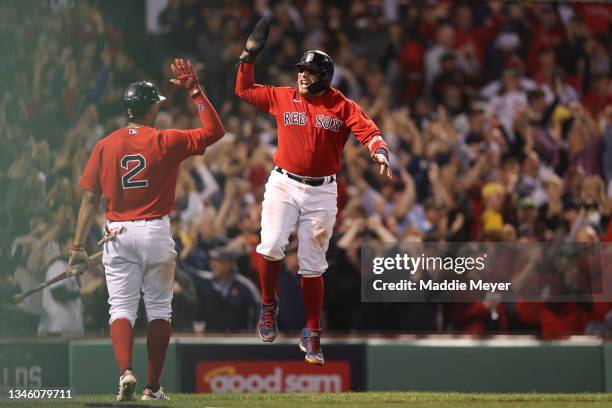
[236,19,392,366]
[69,59,225,400]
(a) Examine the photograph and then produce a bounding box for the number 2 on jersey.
[121,154,148,189]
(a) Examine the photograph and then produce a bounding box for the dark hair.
[527,89,545,103]
[561,117,575,140]
[441,52,456,63]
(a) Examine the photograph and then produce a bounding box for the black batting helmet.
[123,81,166,121]
[295,50,334,93]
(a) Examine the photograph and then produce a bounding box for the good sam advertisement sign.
[195,360,351,393]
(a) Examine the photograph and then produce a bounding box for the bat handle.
[13,251,103,303]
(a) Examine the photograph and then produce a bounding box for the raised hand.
[239,18,270,64]
[169,58,201,96]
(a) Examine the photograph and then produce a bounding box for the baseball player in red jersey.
[236,21,392,366]
[69,59,225,400]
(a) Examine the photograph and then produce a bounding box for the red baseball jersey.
[80,94,224,221]
[236,62,383,177]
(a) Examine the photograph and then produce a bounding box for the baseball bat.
[12,251,103,304]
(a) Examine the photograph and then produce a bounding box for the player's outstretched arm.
[169,58,225,147]
[346,101,393,179]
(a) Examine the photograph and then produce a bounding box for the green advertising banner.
[0,337,609,395]
[0,339,69,390]
[367,339,604,393]
[69,338,179,395]
[603,341,612,392]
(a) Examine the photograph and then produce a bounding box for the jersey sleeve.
[161,128,206,160]
[161,93,225,161]
[79,142,102,193]
[345,100,384,153]
[235,62,277,114]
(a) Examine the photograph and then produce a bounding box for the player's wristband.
[70,244,85,252]
[189,85,204,98]
[375,148,389,161]
[369,136,389,156]
[191,91,208,112]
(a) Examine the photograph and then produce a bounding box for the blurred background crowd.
[1,0,611,339]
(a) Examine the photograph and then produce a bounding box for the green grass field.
[3,392,612,408]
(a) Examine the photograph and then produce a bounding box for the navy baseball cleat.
[299,328,324,366]
[257,299,279,342]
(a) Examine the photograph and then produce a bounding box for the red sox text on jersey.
[236,62,382,177]
[283,112,343,133]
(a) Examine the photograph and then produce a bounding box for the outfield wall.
[0,337,609,394]
[68,339,181,394]
[366,338,605,393]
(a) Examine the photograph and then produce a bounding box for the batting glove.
[170,58,202,97]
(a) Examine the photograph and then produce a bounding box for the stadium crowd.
[1,0,611,339]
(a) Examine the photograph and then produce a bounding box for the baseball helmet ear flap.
[123,81,166,121]
[296,50,334,94]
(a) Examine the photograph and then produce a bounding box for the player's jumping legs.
[299,275,325,365]
[256,257,281,342]
[257,257,282,305]
[256,170,301,341]
[296,181,337,365]
[301,275,324,330]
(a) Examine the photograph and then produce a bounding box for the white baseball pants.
[256,169,337,276]
[103,216,176,326]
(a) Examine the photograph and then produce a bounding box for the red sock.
[146,319,171,388]
[258,254,281,304]
[300,276,324,330]
[110,318,134,374]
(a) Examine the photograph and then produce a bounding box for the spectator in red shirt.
[398,34,424,101]
[526,5,566,71]
[453,3,504,71]
[573,3,612,37]
[582,75,612,118]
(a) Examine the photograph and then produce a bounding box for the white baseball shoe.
[142,385,170,400]
[116,369,137,402]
